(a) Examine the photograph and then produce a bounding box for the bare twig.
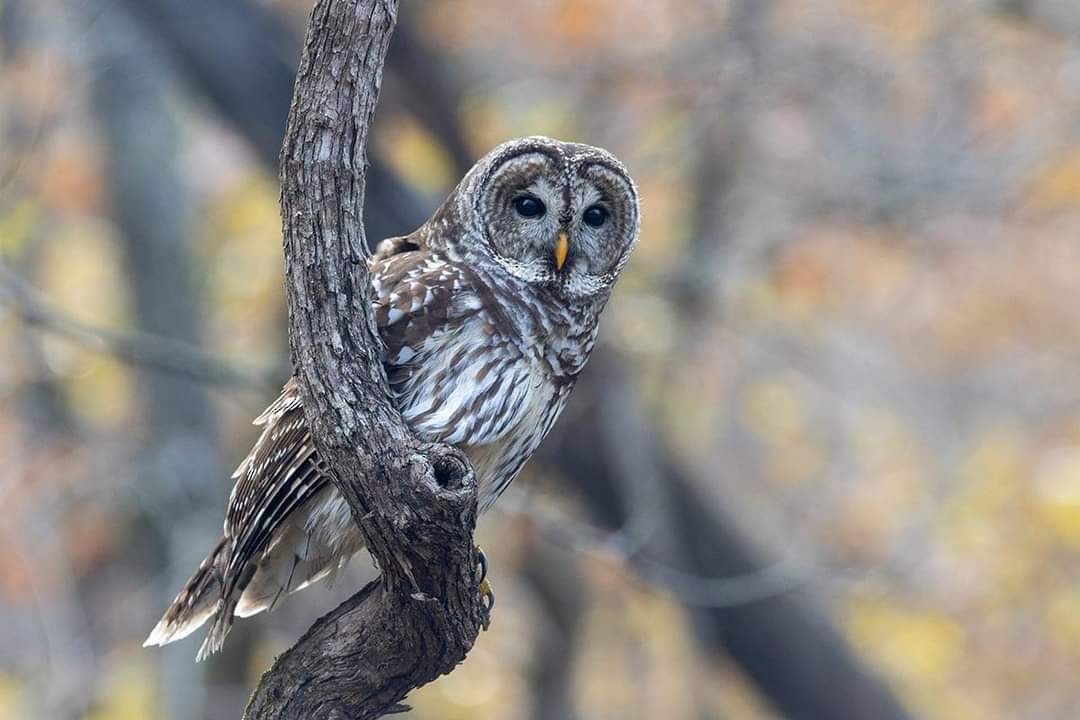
[0,263,272,392]
[501,489,809,609]
[242,2,484,718]
[542,347,915,720]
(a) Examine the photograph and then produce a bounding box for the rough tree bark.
[242,1,485,718]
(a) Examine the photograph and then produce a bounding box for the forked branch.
[243,1,485,717]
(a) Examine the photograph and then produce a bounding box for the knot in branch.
[424,443,473,491]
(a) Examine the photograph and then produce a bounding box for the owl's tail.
[143,537,226,655]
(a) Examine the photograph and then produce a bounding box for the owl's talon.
[479,576,495,629]
[475,547,494,628]
[475,547,488,585]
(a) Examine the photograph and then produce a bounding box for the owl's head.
[438,136,639,306]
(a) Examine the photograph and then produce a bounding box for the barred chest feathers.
[376,257,584,510]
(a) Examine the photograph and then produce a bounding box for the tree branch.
[542,347,914,720]
[0,263,272,392]
[243,2,484,718]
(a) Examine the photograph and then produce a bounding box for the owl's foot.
[476,547,495,629]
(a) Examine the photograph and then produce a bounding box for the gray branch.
[0,263,271,392]
[242,1,485,718]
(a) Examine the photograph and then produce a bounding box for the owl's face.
[454,137,639,306]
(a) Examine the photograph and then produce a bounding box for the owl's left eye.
[583,205,609,228]
[512,196,546,218]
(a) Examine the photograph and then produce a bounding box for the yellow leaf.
[0,674,26,720]
[847,598,964,683]
[743,377,805,441]
[1023,147,1080,212]
[0,200,39,255]
[1035,446,1080,548]
[1046,589,1080,655]
[741,378,825,485]
[83,656,155,720]
[375,113,456,196]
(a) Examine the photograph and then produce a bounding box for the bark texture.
[243,1,485,717]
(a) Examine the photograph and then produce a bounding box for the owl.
[144,136,640,660]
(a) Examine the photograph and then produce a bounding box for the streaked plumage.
[145,137,640,659]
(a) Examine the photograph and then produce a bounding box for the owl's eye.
[583,205,609,228]
[512,196,546,218]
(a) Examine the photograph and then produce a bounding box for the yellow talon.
[479,577,494,629]
[476,547,495,629]
[479,577,493,602]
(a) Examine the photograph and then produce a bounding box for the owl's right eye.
[512,196,546,218]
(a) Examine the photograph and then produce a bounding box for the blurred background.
[2,0,1080,718]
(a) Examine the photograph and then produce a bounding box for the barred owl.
[145,136,640,660]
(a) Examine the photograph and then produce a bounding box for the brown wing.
[221,378,324,598]
[216,240,467,613]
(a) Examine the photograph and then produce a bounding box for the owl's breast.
[371,251,581,508]
[384,308,569,505]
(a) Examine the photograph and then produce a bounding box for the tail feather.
[196,601,231,663]
[144,483,365,660]
[144,538,227,651]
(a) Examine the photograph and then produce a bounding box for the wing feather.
[218,245,488,607]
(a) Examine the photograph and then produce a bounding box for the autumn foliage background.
[3,0,1080,718]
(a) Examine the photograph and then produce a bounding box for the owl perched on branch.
[144,136,640,660]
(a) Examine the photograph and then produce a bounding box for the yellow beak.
[554,232,570,271]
